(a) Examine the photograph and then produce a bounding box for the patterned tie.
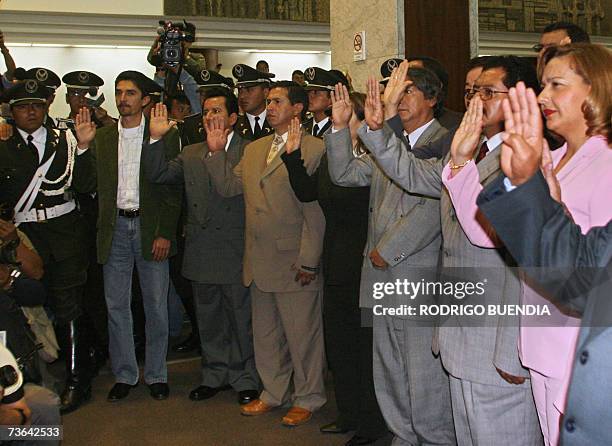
[266,134,284,165]
[313,123,320,137]
[475,140,489,164]
[253,116,262,138]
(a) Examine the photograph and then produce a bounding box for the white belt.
[14,200,76,224]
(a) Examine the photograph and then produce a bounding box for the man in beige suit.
[204,80,326,426]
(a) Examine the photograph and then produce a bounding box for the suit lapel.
[104,125,119,200]
[476,145,502,184]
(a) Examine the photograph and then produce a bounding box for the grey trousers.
[21,384,61,446]
[449,375,542,446]
[250,285,327,411]
[193,282,260,391]
[373,314,456,446]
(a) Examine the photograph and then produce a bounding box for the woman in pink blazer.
[442,43,612,445]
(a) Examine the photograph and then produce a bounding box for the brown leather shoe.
[240,399,273,416]
[281,406,312,426]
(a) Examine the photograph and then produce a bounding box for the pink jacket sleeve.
[442,161,502,248]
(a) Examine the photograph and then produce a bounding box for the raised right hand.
[205,115,230,152]
[75,107,97,149]
[383,60,413,119]
[364,76,384,131]
[329,82,353,130]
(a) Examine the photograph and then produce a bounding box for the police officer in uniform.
[232,64,274,141]
[19,68,62,129]
[62,70,114,129]
[302,67,346,139]
[180,69,235,148]
[0,79,95,413]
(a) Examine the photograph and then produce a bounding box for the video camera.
[157,20,195,68]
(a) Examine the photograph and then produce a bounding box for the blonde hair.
[541,43,612,145]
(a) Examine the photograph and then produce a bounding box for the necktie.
[253,116,262,138]
[475,140,489,164]
[266,134,284,165]
[26,135,40,162]
[313,124,320,137]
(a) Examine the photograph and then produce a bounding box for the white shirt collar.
[406,119,434,148]
[274,131,288,144]
[313,116,330,130]
[247,109,267,131]
[483,132,504,152]
[17,125,46,144]
[224,131,235,152]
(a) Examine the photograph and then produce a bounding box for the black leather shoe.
[172,333,201,353]
[320,421,351,434]
[107,383,137,402]
[238,389,259,405]
[148,383,170,400]
[345,435,376,446]
[189,385,227,401]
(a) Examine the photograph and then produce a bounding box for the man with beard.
[73,70,182,402]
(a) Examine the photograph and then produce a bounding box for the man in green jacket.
[74,71,182,402]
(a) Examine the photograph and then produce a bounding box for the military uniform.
[0,79,95,413]
[20,68,61,129]
[232,64,274,141]
[302,66,344,139]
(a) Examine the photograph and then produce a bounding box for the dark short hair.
[201,87,239,116]
[292,70,304,77]
[481,56,540,94]
[256,60,269,69]
[466,56,491,73]
[407,56,449,92]
[184,21,196,39]
[543,22,590,43]
[115,72,147,97]
[165,93,190,110]
[270,80,308,120]
[407,67,444,118]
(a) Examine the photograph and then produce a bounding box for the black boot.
[58,317,93,414]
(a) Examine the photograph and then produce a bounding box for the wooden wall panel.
[404,0,471,112]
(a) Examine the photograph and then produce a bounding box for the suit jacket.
[0,126,92,262]
[478,171,612,446]
[328,121,447,312]
[359,122,527,385]
[204,131,326,292]
[143,132,248,284]
[234,114,273,141]
[74,121,182,264]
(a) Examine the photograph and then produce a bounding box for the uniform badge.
[201,70,211,82]
[25,80,38,94]
[305,67,316,81]
[233,64,244,79]
[387,59,399,72]
[78,71,90,84]
[36,69,48,82]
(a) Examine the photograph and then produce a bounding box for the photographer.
[0,344,60,446]
[147,20,203,115]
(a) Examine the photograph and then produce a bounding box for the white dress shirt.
[312,116,330,136]
[404,119,434,148]
[17,126,47,162]
[116,115,145,210]
[247,110,267,134]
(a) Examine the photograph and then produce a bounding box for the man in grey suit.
[204,81,326,427]
[142,88,260,405]
[327,68,454,445]
[358,58,542,445]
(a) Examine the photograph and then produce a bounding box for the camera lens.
[166,49,177,59]
[0,364,18,389]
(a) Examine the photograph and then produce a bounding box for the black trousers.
[44,251,88,324]
[323,284,387,439]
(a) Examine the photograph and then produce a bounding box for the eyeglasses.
[469,87,510,101]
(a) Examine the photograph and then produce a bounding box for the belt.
[118,209,140,218]
[14,200,76,224]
